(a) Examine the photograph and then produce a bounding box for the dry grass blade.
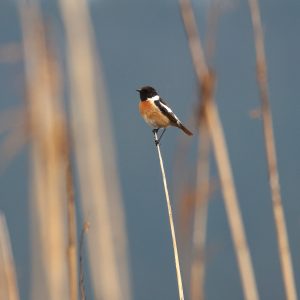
[0,213,20,300]
[65,149,78,300]
[204,96,260,300]
[190,119,210,300]
[154,132,185,300]
[58,0,131,299]
[247,0,298,299]
[180,0,259,299]
[19,3,69,299]
[79,222,89,300]
[190,5,220,298]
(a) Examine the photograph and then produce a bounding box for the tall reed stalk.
[65,151,78,300]
[19,3,69,299]
[79,222,89,300]
[180,1,259,299]
[58,0,131,299]
[248,0,298,299]
[190,119,210,300]
[154,132,185,300]
[0,213,20,300]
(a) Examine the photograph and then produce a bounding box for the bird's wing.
[154,98,181,125]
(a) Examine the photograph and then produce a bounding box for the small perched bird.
[137,85,192,145]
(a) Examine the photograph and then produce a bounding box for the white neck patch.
[148,95,159,101]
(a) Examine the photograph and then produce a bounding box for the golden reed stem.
[154,132,185,300]
[180,1,259,299]
[248,0,298,299]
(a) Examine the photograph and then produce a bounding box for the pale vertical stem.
[66,157,78,300]
[0,213,20,300]
[154,132,185,300]
[180,0,208,77]
[248,1,298,299]
[58,0,131,299]
[205,99,259,300]
[19,4,69,299]
[190,121,210,300]
[79,222,89,300]
[180,1,259,299]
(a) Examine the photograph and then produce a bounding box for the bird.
[137,85,192,145]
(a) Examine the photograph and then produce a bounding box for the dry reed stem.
[180,1,259,299]
[205,96,260,300]
[154,132,184,300]
[19,4,69,299]
[0,213,20,300]
[248,0,298,299]
[58,0,131,299]
[190,119,210,300]
[65,153,78,300]
[190,6,220,298]
[79,222,89,300]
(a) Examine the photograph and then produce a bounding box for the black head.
[136,86,158,101]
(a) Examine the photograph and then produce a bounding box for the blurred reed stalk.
[154,131,185,300]
[247,0,298,299]
[79,222,89,300]
[65,143,78,300]
[0,213,20,300]
[190,118,210,300]
[180,1,259,299]
[19,3,69,299]
[58,0,131,299]
[190,6,219,299]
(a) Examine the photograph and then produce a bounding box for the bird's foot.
[152,129,159,146]
[152,128,166,146]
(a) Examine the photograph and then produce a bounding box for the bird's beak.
[136,89,141,92]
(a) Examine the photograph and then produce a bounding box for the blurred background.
[0,0,299,299]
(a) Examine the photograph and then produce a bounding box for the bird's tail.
[178,123,193,136]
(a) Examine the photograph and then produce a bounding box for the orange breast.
[139,101,170,128]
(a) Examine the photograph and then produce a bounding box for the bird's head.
[136,86,158,101]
